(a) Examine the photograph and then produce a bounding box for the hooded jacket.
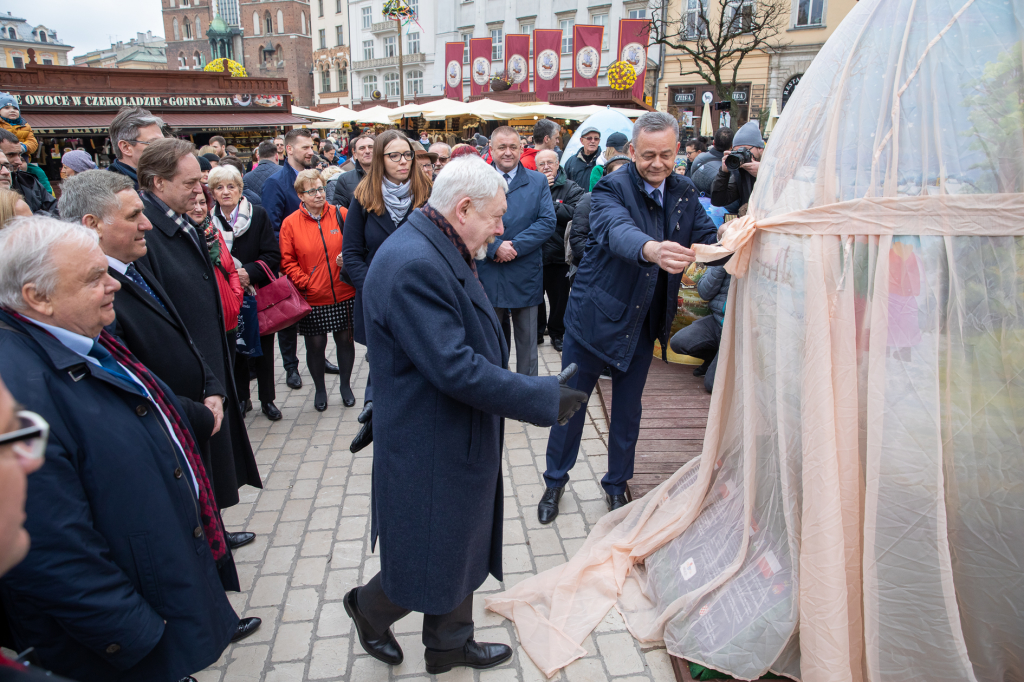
[280,202,355,307]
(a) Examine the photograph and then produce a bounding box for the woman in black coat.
[208,166,283,421]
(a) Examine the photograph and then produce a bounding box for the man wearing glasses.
[429,141,451,174]
[107,105,166,191]
[0,130,56,215]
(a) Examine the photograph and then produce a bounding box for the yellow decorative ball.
[607,60,637,91]
[205,58,248,78]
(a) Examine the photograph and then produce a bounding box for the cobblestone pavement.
[198,338,675,681]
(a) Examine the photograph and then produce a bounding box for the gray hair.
[57,170,135,224]
[429,155,507,215]
[429,142,451,156]
[631,111,680,147]
[0,216,99,310]
[207,165,244,191]
[109,106,166,160]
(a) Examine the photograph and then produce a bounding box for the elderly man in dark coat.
[135,138,261,532]
[0,217,243,682]
[476,126,556,376]
[343,156,587,675]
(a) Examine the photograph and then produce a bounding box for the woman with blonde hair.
[0,188,31,227]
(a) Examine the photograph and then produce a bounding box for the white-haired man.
[344,156,586,674]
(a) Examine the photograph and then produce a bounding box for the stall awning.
[30,113,115,133]
[28,111,308,133]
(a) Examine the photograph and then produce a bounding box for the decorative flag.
[469,38,492,97]
[618,18,651,101]
[444,42,464,100]
[533,29,562,102]
[505,34,530,92]
[572,25,604,88]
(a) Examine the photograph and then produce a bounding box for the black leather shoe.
[226,531,255,549]
[324,360,340,374]
[350,418,372,453]
[606,493,628,511]
[261,402,282,421]
[231,617,261,642]
[344,588,403,665]
[240,399,252,416]
[552,337,563,352]
[693,360,710,377]
[357,401,373,424]
[286,369,302,389]
[425,640,513,675]
[537,486,564,524]
[180,677,197,682]
[340,385,356,407]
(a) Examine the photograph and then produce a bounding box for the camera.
[725,147,752,171]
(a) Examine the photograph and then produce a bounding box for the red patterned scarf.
[420,203,480,281]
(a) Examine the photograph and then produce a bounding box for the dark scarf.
[579,148,600,164]
[420,203,479,281]
[2,114,25,126]
[108,159,139,188]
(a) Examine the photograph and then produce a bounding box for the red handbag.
[253,261,311,335]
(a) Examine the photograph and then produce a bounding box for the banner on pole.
[572,25,604,88]
[618,19,651,101]
[533,29,562,102]
[504,34,530,92]
[444,42,464,100]
[469,38,492,97]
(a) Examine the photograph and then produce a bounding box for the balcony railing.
[351,52,425,70]
[370,20,398,33]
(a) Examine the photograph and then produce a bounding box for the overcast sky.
[26,0,165,57]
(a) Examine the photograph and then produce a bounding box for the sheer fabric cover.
[484,0,1024,680]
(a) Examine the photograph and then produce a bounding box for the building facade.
[0,12,73,69]
[73,32,168,70]
[432,0,656,102]
[311,0,351,109]
[161,0,315,105]
[656,0,857,136]
[348,0,435,107]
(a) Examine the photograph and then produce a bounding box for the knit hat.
[604,154,632,174]
[606,132,628,150]
[732,121,764,149]
[0,92,18,112]
[61,150,97,174]
[197,155,212,172]
[201,152,220,165]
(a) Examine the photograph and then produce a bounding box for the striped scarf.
[420,203,479,281]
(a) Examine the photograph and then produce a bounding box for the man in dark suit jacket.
[331,133,373,210]
[343,155,586,675]
[134,139,262,526]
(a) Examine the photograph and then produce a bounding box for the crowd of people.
[0,95,764,679]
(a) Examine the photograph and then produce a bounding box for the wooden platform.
[595,355,711,499]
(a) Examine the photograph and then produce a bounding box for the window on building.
[490,28,502,61]
[319,28,326,48]
[253,11,261,35]
[628,9,647,18]
[462,33,471,63]
[336,25,344,45]
[182,0,190,5]
[321,68,332,92]
[362,39,374,60]
[383,72,399,97]
[519,23,534,55]
[362,75,377,99]
[407,69,424,95]
[275,43,284,66]
[361,7,372,29]
[407,31,420,54]
[276,9,284,33]
[173,17,180,40]
[184,19,193,40]
[301,11,307,34]
[336,0,342,12]
[261,46,274,64]
[684,0,708,39]
[591,13,609,49]
[177,52,186,68]
[42,56,53,65]
[318,0,324,17]
[724,0,753,34]
[338,65,348,91]
[195,16,202,38]
[11,55,22,68]
[7,27,15,39]
[265,12,273,34]
[384,35,396,57]
[170,0,176,7]
[37,32,47,43]
[795,0,825,26]
[560,19,574,55]
[193,51,202,67]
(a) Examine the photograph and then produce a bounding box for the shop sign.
[673,92,695,104]
[14,93,285,110]
[731,91,747,102]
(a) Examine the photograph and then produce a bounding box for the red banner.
[469,38,492,97]
[618,19,650,101]
[444,42,464,100]
[533,29,562,102]
[504,34,530,93]
[572,25,603,88]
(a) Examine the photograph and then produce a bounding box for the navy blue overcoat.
[476,163,557,308]
[0,311,238,682]
[564,162,720,368]
[363,209,560,614]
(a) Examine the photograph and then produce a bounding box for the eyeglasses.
[437,156,450,162]
[128,139,155,146]
[300,187,327,196]
[0,163,10,173]
[385,151,415,162]
[0,410,50,461]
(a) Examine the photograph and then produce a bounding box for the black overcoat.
[341,199,407,345]
[363,209,561,615]
[138,195,261,508]
[222,204,281,287]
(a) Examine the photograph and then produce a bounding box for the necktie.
[88,341,139,389]
[503,173,512,184]
[651,188,663,207]
[125,264,167,312]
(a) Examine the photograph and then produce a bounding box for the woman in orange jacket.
[280,169,356,411]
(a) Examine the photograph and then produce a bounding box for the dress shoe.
[261,401,282,421]
[693,360,710,377]
[180,677,197,682]
[606,493,628,511]
[286,369,302,389]
[600,366,612,378]
[425,640,513,674]
[325,360,340,374]
[537,486,564,524]
[357,401,373,424]
[230,617,261,643]
[340,384,356,407]
[350,418,372,453]
[344,588,403,665]
[537,335,545,346]
[314,390,328,412]
[552,337,563,352]
[240,399,252,416]
[226,531,255,549]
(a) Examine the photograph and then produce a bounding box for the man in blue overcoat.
[343,156,586,675]
[539,112,722,522]
[475,126,557,376]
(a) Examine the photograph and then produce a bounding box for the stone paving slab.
[197,337,673,682]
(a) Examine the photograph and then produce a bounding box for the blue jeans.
[543,327,655,495]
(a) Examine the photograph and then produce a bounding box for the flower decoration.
[607,60,637,91]
[382,0,414,20]
[204,58,248,77]
[490,69,513,92]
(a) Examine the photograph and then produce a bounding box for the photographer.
[710,121,763,209]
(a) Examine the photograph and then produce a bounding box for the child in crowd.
[0,92,37,155]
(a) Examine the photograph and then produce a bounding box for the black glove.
[556,363,588,426]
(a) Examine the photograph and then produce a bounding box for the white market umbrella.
[699,101,714,136]
[290,105,334,121]
[560,109,636,168]
[385,98,465,121]
[340,105,396,125]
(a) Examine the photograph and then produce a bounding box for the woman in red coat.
[188,189,243,333]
